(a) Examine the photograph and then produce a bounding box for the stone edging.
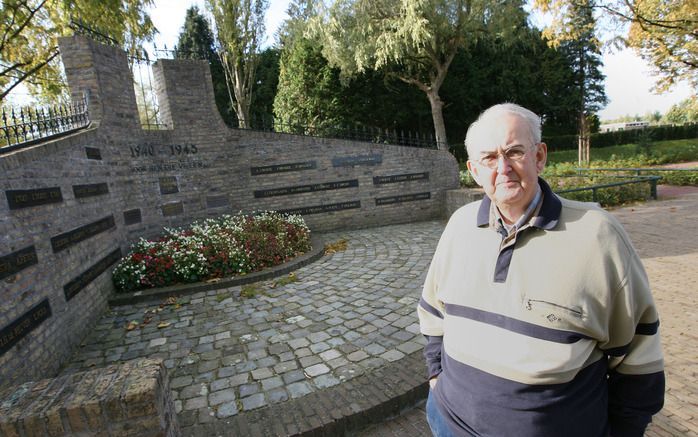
[108,234,327,307]
[181,350,429,437]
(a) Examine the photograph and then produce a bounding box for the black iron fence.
[245,115,440,149]
[1,94,90,153]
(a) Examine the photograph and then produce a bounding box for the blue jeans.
[427,389,455,437]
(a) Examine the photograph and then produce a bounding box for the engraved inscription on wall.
[279,201,361,216]
[373,172,429,185]
[206,195,230,209]
[375,192,431,206]
[332,154,382,167]
[123,209,142,225]
[250,161,317,176]
[64,248,122,301]
[50,215,116,252]
[254,179,358,198]
[6,187,63,209]
[85,147,102,160]
[162,201,184,217]
[159,176,179,195]
[73,183,109,199]
[0,246,38,280]
[0,299,51,356]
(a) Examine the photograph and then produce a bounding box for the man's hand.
[429,377,438,389]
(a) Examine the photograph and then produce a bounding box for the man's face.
[466,114,547,219]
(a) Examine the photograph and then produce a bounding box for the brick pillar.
[58,36,140,131]
[152,59,228,133]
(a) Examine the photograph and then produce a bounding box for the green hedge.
[544,124,698,152]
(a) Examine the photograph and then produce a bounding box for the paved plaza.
[63,190,698,436]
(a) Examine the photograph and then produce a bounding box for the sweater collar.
[476,177,561,230]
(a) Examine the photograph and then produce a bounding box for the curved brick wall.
[0,36,458,388]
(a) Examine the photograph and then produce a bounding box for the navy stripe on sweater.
[444,303,591,344]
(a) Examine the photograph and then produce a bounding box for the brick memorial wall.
[0,36,459,389]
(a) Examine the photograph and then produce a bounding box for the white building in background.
[599,121,650,133]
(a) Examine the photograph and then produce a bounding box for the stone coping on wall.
[108,234,327,307]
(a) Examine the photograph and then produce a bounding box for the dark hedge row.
[543,124,698,152]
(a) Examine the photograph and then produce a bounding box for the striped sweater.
[418,179,664,437]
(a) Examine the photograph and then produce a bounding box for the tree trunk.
[426,90,448,151]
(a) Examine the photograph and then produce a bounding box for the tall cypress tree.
[174,6,235,125]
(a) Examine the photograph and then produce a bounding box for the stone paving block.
[261,376,284,391]
[267,388,289,404]
[183,396,207,411]
[242,393,267,411]
[149,337,167,347]
[304,363,330,377]
[274,361,299,374]
[381,349,406,362]
[347,351,369,362]
[247,348,268,360]
[181,383,209,399]
[288,338,310,349]
[365,343,387,356]
[216,401,238,418]
[308,331,331,343]
[209,388,236,406]
[210,378,230,392]
[230,373,249,387]
[252,368,273,380]
[294,347,312,358]
[313,374,341,389]
[282,370,305,384]
[319,349,342,361]
[287,381,313,399]
[239,383,260,397]
[300,355,322,367]
[397,341,423,355]
[310,342,330,353]
[170,375,193,389]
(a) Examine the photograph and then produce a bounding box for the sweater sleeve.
[417,225,448,380]
[601,242,665,437]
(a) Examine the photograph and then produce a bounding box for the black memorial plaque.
[0,246,38,280]
[0,299,51,356]
[250,161,317,176]
[85,147,102,160]
[206,195,230,209]
[159,176,179,195]
[279,201,361,216]
[64,248,122,301]
[123,209,142,225]
[6,187,63,210]
[332,154,382,167]
[50,215,116,253]
[375,192,431,206]
[373,172,429,185]
[162,202,184,217]
[73,183,109,199]
[254,179,358,198]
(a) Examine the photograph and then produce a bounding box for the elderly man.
[418,103,664,437]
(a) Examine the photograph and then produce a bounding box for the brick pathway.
[360,191,698,437]
[63,190,698,436]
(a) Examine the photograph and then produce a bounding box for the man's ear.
[535,143,547,174]
[466,160,483,186]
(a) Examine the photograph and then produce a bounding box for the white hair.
[464,103,542,158]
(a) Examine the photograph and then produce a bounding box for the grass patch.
[240,283,263,298]
[546,138,698,165]
[270,272,298,288]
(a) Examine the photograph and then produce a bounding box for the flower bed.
[112,212,311,293]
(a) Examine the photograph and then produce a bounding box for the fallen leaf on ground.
[157,322,171,329]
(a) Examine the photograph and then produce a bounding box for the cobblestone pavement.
[64,191,698,436]
[64,220,445,431]
[360,191,698,437]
